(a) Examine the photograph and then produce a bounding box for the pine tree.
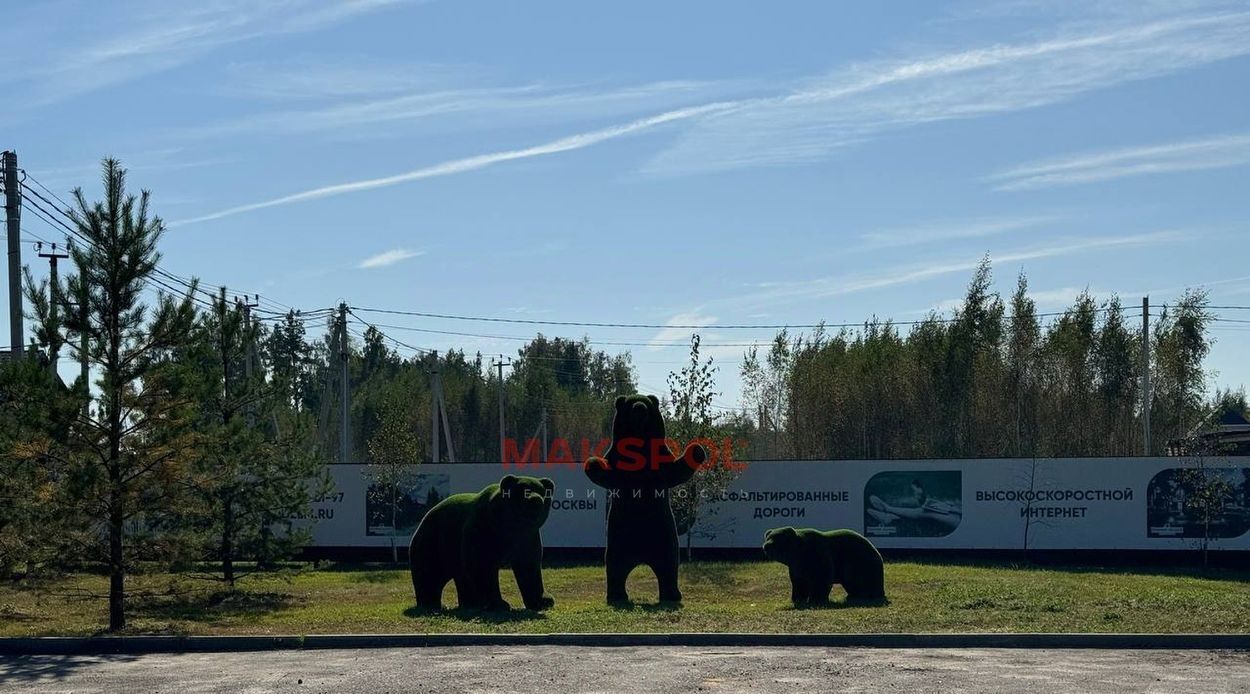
[56,159,199,631]
[177,294,325,585]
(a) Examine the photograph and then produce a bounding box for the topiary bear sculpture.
[763,527,886,605]
[409,475,556,611]
[584,394,706,604]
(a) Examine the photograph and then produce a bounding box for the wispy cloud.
[648,312,719,352]
[644,9,1250,175]
[216,57,478,101]
[919,286,1097,317]
[990,133,1250,190]
[726,231,1182,309]
[173,101,737,226]
[33,148,231,192]
[855,216,1056,251]
[179,78,736,141]
[5,0,415,106]
[358,248,424,269]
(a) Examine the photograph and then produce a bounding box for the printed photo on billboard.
[1146,467,1250,539]
[366,473,451,537]
[864,470,962,538]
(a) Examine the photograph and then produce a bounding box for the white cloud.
[723,231,1182,309]
[173,101,737,226]
[647,312,719,352]
[358,248,424,269]
[919,286,1095,316]
[990,133,1250,190]
[856,216,1056,251]
[180,78,733,140]
[7,0,417,105]
[644,9,1250,175]
[216,57,477,101]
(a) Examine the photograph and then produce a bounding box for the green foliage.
[763,261,1215,459]
[0,359,81,576]
[666,335,742,555]
[366,389,422,563]
[52,159,200,631]
[171,294,327,585]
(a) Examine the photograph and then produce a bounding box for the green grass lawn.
[2,560,1249,636]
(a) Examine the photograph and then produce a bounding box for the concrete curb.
[2,633,1248,654]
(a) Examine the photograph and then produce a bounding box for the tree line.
[740,260,1236,460]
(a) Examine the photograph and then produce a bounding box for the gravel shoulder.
[3,646,1250,693]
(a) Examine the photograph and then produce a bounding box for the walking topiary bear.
[409,475,556,611]
[763,527,887,605]
[585,394,706,603]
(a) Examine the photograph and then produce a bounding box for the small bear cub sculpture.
[763,527,886,605]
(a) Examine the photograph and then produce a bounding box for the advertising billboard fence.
[300,458,1250,552]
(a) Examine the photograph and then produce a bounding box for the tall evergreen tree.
[176,294,325,585]
[56,159,199,630]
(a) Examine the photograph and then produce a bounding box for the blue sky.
[4,0,1250,407]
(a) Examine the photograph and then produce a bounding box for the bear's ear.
[540,477,555,493]
[615,395,627,410]
[647,394,660,408]
[500,475,519,492]
[777,526,797,538]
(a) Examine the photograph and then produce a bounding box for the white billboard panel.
[300,458,1250,551]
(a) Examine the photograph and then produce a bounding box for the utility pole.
[429,351,440,463]
[494,355,512,463]
[237,294,259,427]
[540,407,548,464]
[426,350,456,464]
[338,303,351,465]
[3,151,22,359]
[429,350,440,463]
[437,369,454,463]
[37,242,69,375]
[69,257,89,409]
[1142,296,1151,456]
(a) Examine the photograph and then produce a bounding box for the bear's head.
[611,393,667,444]
[603,394,686,489]
[493,475,555,531]
[762,526,800,563]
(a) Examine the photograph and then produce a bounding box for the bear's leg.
[788,566,811,606]
[451,574,475,609]
[512,537,554,611]
[605,547,635,604]
[843,569,887,601]
[812,581,834,605]
[409,529,438,607]
[790,579,812,606]
[416,569,449,610]
[652,554,682,603]
[476,567,510,612]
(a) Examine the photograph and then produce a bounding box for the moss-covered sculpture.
[762,527,886,605]
[409,475,555,611]
[584,394,706,603]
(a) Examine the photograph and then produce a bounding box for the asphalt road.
[3,646,1249,693]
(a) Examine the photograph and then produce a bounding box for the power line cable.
[349,305,1130,331]
[21,169,293,311]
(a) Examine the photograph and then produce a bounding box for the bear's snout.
[630,401,649,426]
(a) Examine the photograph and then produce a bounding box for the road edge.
[3,633,1249,654]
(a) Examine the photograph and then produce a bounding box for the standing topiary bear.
[763,527,887,605]
[585,394,706,603]
[409,475,555,611]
